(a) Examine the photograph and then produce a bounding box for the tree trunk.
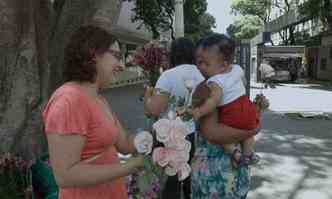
[0,0,122,160]
[0,0,50,160]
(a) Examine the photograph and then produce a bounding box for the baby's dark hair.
[198,33,236,63]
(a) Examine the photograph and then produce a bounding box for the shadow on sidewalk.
[249,120,332,199]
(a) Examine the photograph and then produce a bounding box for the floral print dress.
[191,133,251,199]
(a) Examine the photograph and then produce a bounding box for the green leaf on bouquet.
[181,113,193,122]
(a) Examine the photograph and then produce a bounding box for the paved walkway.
[249,111,332,199]
[250,82,332,113]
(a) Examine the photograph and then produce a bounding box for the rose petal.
[165,166,177,176]
[183,140,192,153]
[184,79,195,90]
[178,163,191,181]
[153,119,171,143]
[152,147,169,167]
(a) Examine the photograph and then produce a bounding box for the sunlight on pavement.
[250,83,332,113]
[248,130,332,199]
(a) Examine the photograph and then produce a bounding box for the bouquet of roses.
[133,41,168,86]
[129,111,192,199]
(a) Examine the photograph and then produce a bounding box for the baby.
[191,34,266,167]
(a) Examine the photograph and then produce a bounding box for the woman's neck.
[71,81,99,97]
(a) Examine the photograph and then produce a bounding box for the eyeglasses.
[107,49,122,60]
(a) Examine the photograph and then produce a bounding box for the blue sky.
[207,0,236,34]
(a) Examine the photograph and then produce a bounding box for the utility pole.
[174,0,185,39]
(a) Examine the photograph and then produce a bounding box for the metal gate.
[234,40,251,98]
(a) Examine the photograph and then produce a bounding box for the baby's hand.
[187,108,202,121]
[254,94,269,112]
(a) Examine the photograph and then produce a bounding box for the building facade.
[251,0,332,81]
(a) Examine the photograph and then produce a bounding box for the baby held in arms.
[189,34,268,167]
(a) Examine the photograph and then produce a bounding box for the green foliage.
[127,0,216,40]
[227,15,262,40]
[299,0,332,30]
[231,0,271,23]
[128,0,174,39]
[184,0,216,41]
[186,13,216,42]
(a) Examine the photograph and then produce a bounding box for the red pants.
[218,96,259,130]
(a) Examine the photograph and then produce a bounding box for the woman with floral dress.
[190,34,269,199]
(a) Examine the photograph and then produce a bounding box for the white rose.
[134,131,153,154]
[178,163,191,181]
[153,119,171,143]
[165,166,177,176]
[184,79,195,90]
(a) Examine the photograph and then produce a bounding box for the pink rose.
[153,119,171,143]
[168,149,190,169]
[152,147,169,167]
[166,132,191,151]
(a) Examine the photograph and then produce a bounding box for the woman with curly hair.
[42,25,147,199]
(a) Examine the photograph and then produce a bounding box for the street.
[102,83,332,199]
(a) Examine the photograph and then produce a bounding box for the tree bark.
[0,0,122,160]
[48,0,122,93]
[0,0,50,159]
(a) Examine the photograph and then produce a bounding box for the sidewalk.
[250,82,332,113]
[248,111,332,199]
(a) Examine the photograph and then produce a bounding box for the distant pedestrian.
[259,59,275,88]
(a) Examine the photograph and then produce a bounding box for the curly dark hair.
[198,33,236,63]
[63,25,116,83]
[169,37,195,68]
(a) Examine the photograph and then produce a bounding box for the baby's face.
[196,46,226,78]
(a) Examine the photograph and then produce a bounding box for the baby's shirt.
[207,64,246,106]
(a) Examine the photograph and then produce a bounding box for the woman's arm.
[192,81,258,145]
[199,111,257,145]
[144,86,169,116]
[114,116,137,154]
[47,133,144,188]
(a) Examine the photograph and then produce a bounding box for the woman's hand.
[128,154,145,172]
[186,108,202,121]
[143,85,154,101]
[143,85,169,116]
